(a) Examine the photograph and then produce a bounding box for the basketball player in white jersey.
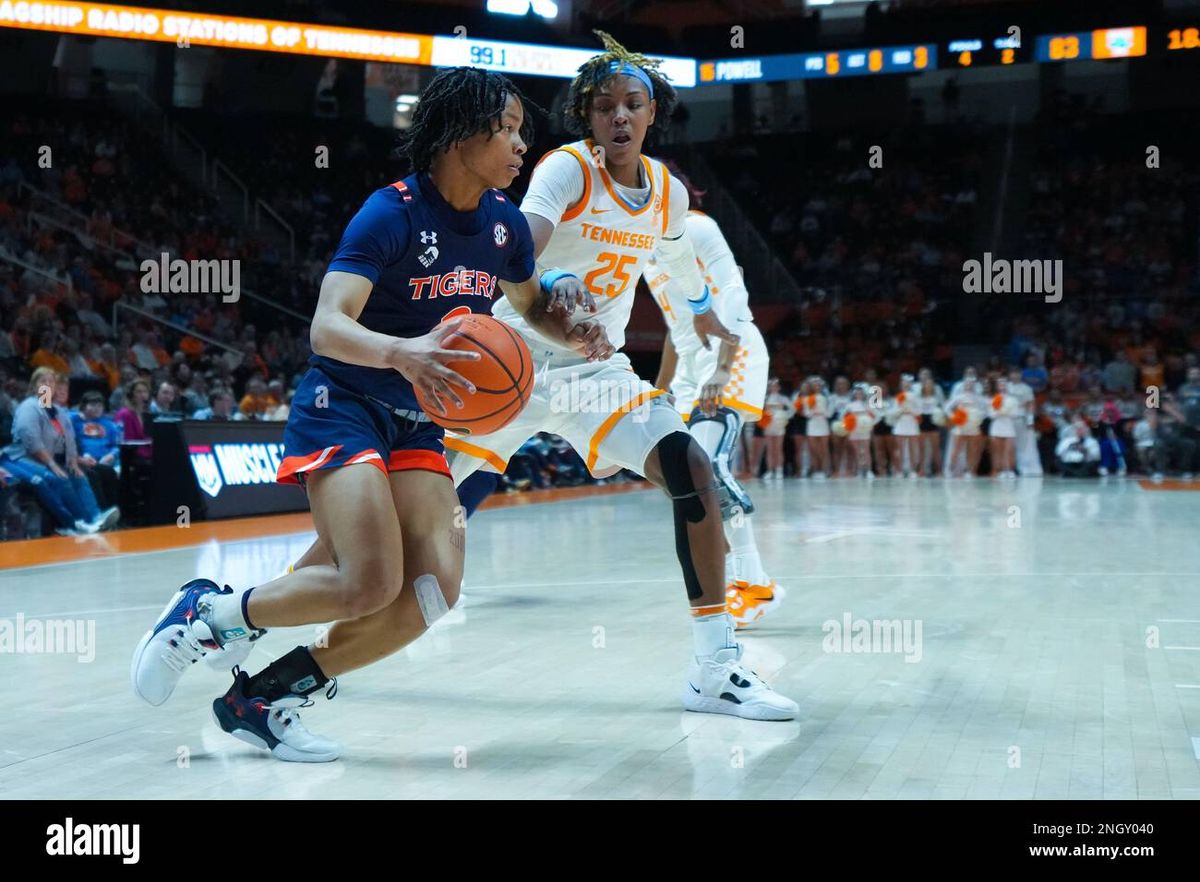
[642,168,784,629]
[445,34,797,720]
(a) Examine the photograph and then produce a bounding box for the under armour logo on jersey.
[418,245,439,267]
[420,230,438,245]
[493,222,509,247]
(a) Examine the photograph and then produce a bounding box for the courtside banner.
[0,1,433,64]
[151,419,307,522]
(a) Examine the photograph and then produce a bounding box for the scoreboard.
[698,44,935,84]
[1035,26,1147,62]
[943,35,1030,68]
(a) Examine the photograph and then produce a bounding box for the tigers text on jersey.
[493,138,691,359]
[312,172,535,410]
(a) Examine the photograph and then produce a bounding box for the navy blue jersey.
[311,172,536,411]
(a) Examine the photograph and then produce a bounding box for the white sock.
[692,611,737,657]
[724,514,766,585]
[205,587,255,643]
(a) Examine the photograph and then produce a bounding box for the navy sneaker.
[130,578,231,706]
[212,669,341,763]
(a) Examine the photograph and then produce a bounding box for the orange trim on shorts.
[554,146,593,223]
[685,397,764,422]
[585,389,666,471]
[388,448,452,477]
[276,444,344,484]
[444,435,509,474]
[690,603,726,617]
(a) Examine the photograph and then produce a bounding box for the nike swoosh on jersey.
[590,207,612,214]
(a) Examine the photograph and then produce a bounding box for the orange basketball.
[414,314,534,435]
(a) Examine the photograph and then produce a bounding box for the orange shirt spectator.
[30,348,69,374]
[239,392,273,418]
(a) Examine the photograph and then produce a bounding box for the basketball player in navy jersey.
[130,68,613,762]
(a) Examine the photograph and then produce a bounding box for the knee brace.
[657,431,720,599]
[687,407,756,520]
[413,574,450,627]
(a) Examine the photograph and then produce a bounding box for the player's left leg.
[687,406,784,629]
[569,365,796,721]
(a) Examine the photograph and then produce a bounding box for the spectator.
[239,375,273,419]
[149,380,179,417]
[192,389,243,421]
[0,367,118,534]
[114,378,152,460]
[1055,419,1102,477]
[71,388,122,507]
[1102,351,1136,395]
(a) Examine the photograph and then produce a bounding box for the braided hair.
[562,31,678,145]
[397,66,540,173]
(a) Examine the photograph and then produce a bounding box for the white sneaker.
[213,669,341,763]
[682,645,798,721]
[131,578,228,706]
[1098,467,1109,476]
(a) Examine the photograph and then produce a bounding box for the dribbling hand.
[388,318,481,412]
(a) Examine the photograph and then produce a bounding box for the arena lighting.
[486,0,559,21]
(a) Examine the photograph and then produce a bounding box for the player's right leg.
[131,371,407,707]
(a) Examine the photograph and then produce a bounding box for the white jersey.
[643,211,754,359]
[493,138,696,360]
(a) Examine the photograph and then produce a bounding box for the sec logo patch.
[493,222,509,247]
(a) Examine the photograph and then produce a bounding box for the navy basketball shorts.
[277,367,450,486]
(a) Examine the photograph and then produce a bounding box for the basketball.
[415,314,534,435]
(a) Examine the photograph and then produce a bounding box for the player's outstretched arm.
[499,274,615,363]
[311,270,480,410]
[698,339,738,416]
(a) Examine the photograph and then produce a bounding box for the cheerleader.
[788,379,810,478]
[761,377,791,479]
[803,376,832,479]
[890,373,921,478]
[839,383,877,479]
[1007,365,1042,476]
[915,370,946,476]
[828,375,852,476]
[987,377,1021,478]
[945,379,985,478]
[871,379,898,477]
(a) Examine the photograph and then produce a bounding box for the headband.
[607,61,654,98]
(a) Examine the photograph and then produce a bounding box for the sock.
[723,514,766,585]
[205,586,256,643]
[244,645,329,702]
[691,608,737,657]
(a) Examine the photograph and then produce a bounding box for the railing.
[254,198,296,263]
[17,181,155,255]
[683,151,805,304]
[239,288,309,323]
[112,302,244,361]
[211,159,250,223]
[0,246,73,292]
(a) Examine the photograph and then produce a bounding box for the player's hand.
[699,368,731,417]
[546,275,596,315]
[567,320,615,363]
[388,319,480,412]
[80,454,97,469]
[693,311,739,351]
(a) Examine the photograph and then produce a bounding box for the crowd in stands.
[3,89,1199,539]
